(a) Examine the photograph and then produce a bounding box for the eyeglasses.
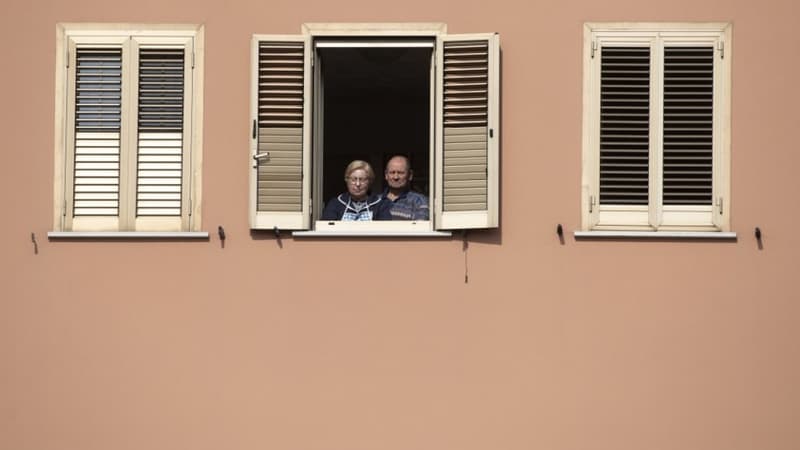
[347,177,369,185]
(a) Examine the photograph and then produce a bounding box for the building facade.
[2,1,799,450]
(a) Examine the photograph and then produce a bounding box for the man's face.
[385,158,412,191]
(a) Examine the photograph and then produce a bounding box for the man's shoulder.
[406,191,429,204]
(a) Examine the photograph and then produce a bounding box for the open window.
[250,24,499,234]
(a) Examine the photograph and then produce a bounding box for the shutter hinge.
[188,198,192,216]
[252,119,257,139]
[717,41,724,59]
[311,51,315,68]
[717,197,724,215]
[591,41,597,59]
[66,48,70,68]
[589,195,596,213]
[192,51,195,69]
[62,200,67,217]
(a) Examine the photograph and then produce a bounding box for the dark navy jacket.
[321,193,393,221]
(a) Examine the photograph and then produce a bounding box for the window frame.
[249,23,500,235]
[581,22,732,233]
[53,23,204,234]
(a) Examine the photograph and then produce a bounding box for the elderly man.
[383,155,429,221]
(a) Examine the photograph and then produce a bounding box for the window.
[249,23,499,233]
[53,24,203,233]
[581,23,731,232]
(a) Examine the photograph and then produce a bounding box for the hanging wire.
[463,230,469,283]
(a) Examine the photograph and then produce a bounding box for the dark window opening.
[317,44,432,210]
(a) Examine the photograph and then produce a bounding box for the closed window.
[249,24,500,234]
[581,23,731,232]
[53,24,203,233]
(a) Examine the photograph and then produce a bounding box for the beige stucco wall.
[2,0,799,449]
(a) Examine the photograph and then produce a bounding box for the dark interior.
[318,44,431,205]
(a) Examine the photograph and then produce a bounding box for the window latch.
[253,152,269,168]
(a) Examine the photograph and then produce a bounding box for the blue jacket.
[384,189,430,220]
[321,193,393,221]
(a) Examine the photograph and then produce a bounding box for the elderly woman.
[321,160,392,221]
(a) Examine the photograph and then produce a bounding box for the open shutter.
[435,33,499,230]
[250,35,311,230]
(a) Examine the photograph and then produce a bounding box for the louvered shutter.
[435,33,499,230]
[71,48,123,218]
[57,27,202,233]
[250,36,311,230]
[136,48,186,218]
[599,46,651,206]
[662,46,713,206]
[583,24,731,232]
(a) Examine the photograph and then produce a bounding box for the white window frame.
[52,23,204,234]
[581,23,732,233]
[250,23,500,235]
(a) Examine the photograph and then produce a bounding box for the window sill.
[48,231,209,239]
[292,230,452,237]
[574,231,737,240]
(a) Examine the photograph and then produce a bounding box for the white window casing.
[54,24,203,233]
[581,23,731,232]
[249,24,500,233]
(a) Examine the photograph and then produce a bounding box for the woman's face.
[346,168,370,200]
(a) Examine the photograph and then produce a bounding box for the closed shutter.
[57,26,203,233]
[599,46,651,206]
[72,48,122,217]
[250,36,311,230]
[136,48,185,217]
[435,33,499,230]
[582,24,731,232]
[662,46,713,206]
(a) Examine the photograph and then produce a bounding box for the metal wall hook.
[218,226,226,249]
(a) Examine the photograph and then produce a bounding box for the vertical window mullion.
[120,38,138,230]
[650,37,664,228]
